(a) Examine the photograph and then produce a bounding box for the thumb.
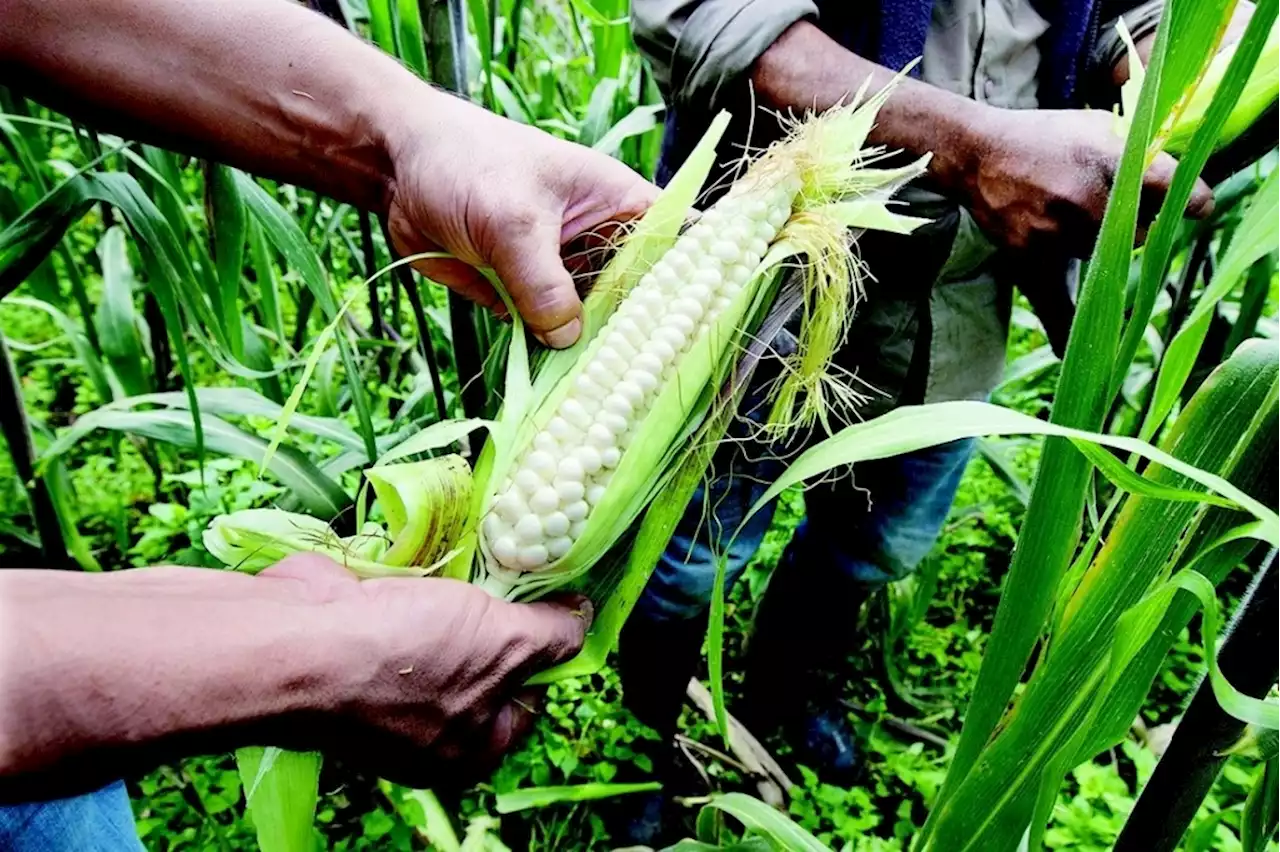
[488,216,583,349]
[1184,175,1215,220]
[512,594,594,676]
[1140,152,1214,223]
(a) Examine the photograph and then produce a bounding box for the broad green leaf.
[1111,0,1280,400]
[695,793,831,852]
[208,163,248,358]
[6,296,113,403]
[235,747,321,852]
[40,409,350,518]
[921,340,1277,850]
[494,782,661,814]
[235,171,377,460]
[1141,165,1280,439]
[395,0,429,77]
[1242,758,1279,852]
[366,0,397,53]
[931,0,1242,814]
[95,226,150,397]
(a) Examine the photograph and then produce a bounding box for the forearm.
[0,0,441,211]
[0,567,356,800]
[750,21,989,193]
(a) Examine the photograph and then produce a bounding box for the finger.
[511,595,594,677]
[258,554,358,600]
[1139,155,1215,225]
[488,216,584,348]
[478,689,543,769]
[1184,177,1215,220]
[560,162,658,240]
[410,256,505,314]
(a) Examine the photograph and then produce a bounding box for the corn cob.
[483,170,803,571]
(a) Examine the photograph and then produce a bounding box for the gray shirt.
[633,0,1163,414]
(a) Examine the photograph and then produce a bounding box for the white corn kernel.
[518,545,549,569]
[560,399,593,430]
[526,450,556,478]
[564,500,589,522]
[642,339,677,366]
[599,411,629,436]
[530,486,560,514]
[575,374,607,399]
[633,352,663,376]
[515,514,544,544]
[492,535,519,565]
[670,298,704,320]
[626,368,659,393]
[555,479,585,503]
[576,446,603,474]
[496,492,528,523]
[586,423,615,448]
[603,394,634,418]
[514,468,544,494]
[547,416,578,441]
[547,536,574,560]
[542,511,570,538]
[615,379,644,406]
[557,456,586,483]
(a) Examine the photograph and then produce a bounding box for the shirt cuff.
[1093,0,1165,76]
[671,0,818,113]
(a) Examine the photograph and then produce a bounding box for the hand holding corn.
[0,555,591,800]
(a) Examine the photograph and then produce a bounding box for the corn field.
[1,0,1278,850]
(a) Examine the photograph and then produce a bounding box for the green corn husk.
[1118,17,1280,154]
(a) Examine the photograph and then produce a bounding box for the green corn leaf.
[235,747,321,852]
[37,387,363,461]
[591,103,664,158]
[39,408,350,518]
[95,226,151,397]
[494,782,661,814]
[931,0,1241,817]
[234,171,377,460]
[208,163,248,358]
[918,339,1276,850]
[366,0,398,54]
[1111,0,1279,401]
[395,0,429,77]
[694,793,831,852]
[1141,166,1280,439]
[6,296,114,403]
[1242,758,1279,852]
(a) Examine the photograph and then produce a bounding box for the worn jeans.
[633,436,976,625]
[0,782,143,852]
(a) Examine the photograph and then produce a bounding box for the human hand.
[958,107,1213,257]
[382,94,657,348]
[259,554,591,785]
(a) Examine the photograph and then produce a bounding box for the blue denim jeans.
[634,435,975,624]
[0,781,143,852]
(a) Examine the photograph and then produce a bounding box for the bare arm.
[0,0,656,346]
[749,20,1213,256]
[0,556,588,800]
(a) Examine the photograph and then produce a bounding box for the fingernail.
[567,595,594,624]
[537,318,582,349]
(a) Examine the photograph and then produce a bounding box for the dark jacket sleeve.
[631,0,818,113]
[1087,0,1164,103]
